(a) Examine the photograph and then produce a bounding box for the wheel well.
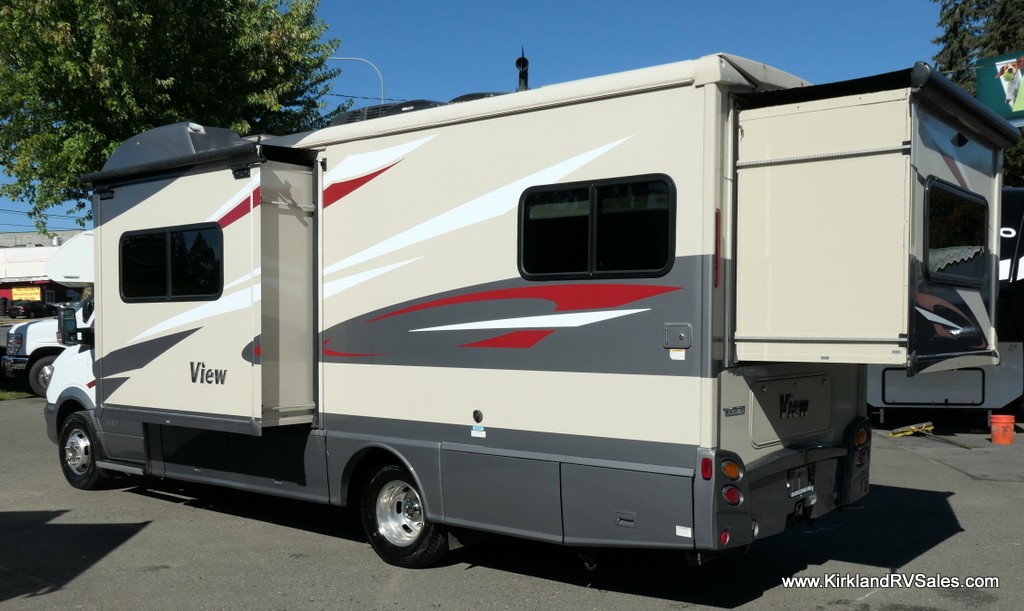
[29,348,64,366]
[55,398,86,433]
[342,447,406,509]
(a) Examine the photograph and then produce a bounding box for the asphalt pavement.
[1,397,1023,610]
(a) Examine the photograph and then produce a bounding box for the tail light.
[721,458,742,481]
[701,457,712,480]
[855,425,870,447]
[722,485,743,506]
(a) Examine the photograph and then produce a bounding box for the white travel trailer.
[46,54,1018,568]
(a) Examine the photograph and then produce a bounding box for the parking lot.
[2,396,1023,610]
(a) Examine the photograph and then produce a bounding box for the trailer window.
[925,179,988,287]
[519,175,674,278]
[121,224,223,301]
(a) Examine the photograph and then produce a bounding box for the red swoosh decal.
[460,330,555,349]
[322,339,384,357]
[219,186,261,228]
[369,284,680,323]
[324,162,399,208]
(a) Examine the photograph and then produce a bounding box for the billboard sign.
[977,51,1024,128]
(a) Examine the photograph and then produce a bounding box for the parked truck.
[1,232,93,395]
[45,54,1017,568]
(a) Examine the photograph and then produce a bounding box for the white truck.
[1,232,93,395]
[45,54,1017,568]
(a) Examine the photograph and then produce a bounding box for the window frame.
[923,177,989,288]
[517,174,676,280]
[119,222,224,302]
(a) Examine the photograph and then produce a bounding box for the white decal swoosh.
[410,309,649,332]
[915,306,964,332]
[129,281,260,344]
[324,258,423,299]
[324,137,631,276]
[325,135,436,183]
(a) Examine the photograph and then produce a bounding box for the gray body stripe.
[321,257,707,378]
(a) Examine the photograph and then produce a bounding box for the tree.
[932,0,1024,185]
[0,0,343,232]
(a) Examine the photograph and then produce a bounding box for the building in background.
[0,230,86,310]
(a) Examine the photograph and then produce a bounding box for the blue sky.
[1,0,944,232]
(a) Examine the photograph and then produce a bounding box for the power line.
[0,207,85,221]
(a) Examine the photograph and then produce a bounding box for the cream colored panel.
[326,364,703,446]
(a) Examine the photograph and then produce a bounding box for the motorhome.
[45,53,1018,568]
[866,188,1024,419]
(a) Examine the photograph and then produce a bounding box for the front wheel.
[29,354,57,397]
[58,412,109,490]
[360,463,448,568]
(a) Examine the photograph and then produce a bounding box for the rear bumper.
[693,417,872,550]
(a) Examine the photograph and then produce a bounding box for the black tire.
[360,463,448,568]
[58,412,109,490]
[28,354,57,397]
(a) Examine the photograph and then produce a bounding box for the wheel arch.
[340,444,439,519]
[53,387,97,434]
[28,346,65,366]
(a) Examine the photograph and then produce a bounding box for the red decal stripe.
[370,284,679,323]
[218,186,261,229]
[460,330,555,349]
[87,380,96,389]
[322,339,384,357]
[324,163,399,208]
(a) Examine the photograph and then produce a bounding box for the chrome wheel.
[63,427,93,476]
[374,479,424,547]
[39,364,54,391]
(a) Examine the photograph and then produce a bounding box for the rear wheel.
[360,463,448,568]
[58,412,109,490]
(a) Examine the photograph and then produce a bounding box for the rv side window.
[519,175,674,279]
[925,179,988,287]
[121,224,223,301]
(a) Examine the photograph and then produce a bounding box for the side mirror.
[58,306,79,346]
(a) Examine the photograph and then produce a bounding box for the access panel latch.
[664,323,692,349]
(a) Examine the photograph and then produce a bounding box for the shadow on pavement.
[0,510,150,603]
[115,478,960,608]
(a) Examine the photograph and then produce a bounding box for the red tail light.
[701,457,712,480]
[722,485,743,506]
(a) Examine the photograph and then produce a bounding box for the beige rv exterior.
[48,53,1017,568]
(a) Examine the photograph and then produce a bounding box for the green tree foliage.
[933,0,1024,185]
[0,0,342,231]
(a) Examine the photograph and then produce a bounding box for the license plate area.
[787,465,815,498]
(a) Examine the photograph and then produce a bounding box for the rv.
[866,188,1024,419]
[45,54,1018,568]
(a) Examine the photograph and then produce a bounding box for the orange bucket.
[991,414,1017,445]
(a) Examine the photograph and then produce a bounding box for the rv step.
[262,403,316,427]
[96,459,146,476]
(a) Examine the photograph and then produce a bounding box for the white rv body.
[47,54,1018,566]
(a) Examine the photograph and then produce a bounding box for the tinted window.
[926,179,988,286]
[121,224,223,301]
[520,176,673,279]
